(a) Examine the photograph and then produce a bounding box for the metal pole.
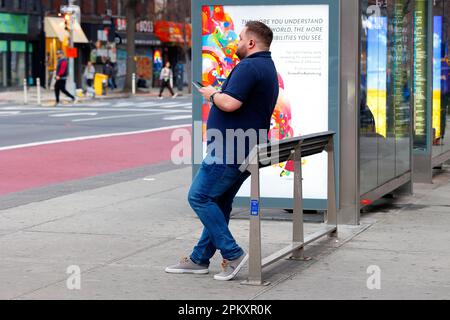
[23,79,27,105]
[68,0,75,96]
[36,78,41,105]
[290,144,307,260]
[327,136,338,236]
[242,148,268,286]
[132,73,136,95]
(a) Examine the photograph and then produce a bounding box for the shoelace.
[180,257,190,264]
[220,259,230,271]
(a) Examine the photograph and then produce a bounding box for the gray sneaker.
[214,252,249,281]
[165,257,209,274]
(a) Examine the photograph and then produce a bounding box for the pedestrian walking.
[111,62,118,90]
[54,50,76,106]
[158,62,178,99]
[165,21,279,281]
[103,59,115,90]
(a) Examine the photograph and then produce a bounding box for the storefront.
[154,20,191,89]
[80,20,118,90]
[44,16,88,89]
[114,18,162,90]
[0,13,42,89]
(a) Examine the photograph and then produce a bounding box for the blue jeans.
[188,156,250,266]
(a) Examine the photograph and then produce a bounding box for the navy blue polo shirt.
[206,51,279,165]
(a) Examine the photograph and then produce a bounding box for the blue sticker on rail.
[251,200,259,216]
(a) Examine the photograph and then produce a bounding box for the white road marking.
[134,102,164,107]
[163,115,192,121]
[78,102,112,107]
[112,102,135,107]
[0,124,191,151]
[71,110,191,122]
[0,106,187,113]
[0,111,21,116]
[143,178,156,181]
[50,113,98,117]
[159,103,192,108]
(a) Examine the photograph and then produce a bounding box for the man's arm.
[56,60,67,80]
[198,86,242,113]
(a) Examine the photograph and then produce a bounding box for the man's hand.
[56,76,60,81]
[198,85,242,113]
[198,85,217,101]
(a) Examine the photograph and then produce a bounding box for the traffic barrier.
[241,131,337,286]
[36,78,41,105]
[23,79,28,105]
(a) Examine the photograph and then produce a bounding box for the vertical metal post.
[36,78,41,105]
[242,148,267,286]
[132,73,136,95]
[290,143,306,260]
[23,79,28,105]
[327,136,338,236]
[67,0,75,96]
[339,0,361,225]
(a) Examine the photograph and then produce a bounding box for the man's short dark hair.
[245,21,273,49]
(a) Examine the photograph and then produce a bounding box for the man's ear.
[249,39,256,49]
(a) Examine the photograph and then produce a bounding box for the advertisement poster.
[433,16,442,142]
[366,15,387,139]
[414,2,427,143]
[201,5,330,199]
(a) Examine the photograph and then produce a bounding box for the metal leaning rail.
[239,131,337,286]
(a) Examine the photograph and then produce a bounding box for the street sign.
[66,47,78,58]
[114,33,122,45]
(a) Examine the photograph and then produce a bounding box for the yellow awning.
[44,17,88,43]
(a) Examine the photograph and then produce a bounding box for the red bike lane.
[0,127,192,196]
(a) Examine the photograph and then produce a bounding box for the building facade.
[1,0,192,91]
[0,1,45,89]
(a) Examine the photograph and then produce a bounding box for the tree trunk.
[182,20,192,94]
[124,0,137,92]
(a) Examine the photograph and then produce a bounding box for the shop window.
[11,41,26,87]
[0,41,7,87]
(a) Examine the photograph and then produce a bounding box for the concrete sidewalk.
[0,86,192,105]
[0,165,449,300]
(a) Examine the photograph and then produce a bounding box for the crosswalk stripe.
[159,103,192,108]
[0,111,21,116]
[163,115,192,121]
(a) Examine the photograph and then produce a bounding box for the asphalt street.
[0,96,192,148]
[0,96,192,209]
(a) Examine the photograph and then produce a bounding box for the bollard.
[23,79,28,105]
[132,73,136,95]
[36,78,41,105]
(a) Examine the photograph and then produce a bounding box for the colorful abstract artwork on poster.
[201,5,330,199]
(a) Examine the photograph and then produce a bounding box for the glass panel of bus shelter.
[360,0,412,195]
[413,0,429,152]
[432,0,450,156]
[390,0,413,176]
[443,1,450,154]
[360,0,381,194]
